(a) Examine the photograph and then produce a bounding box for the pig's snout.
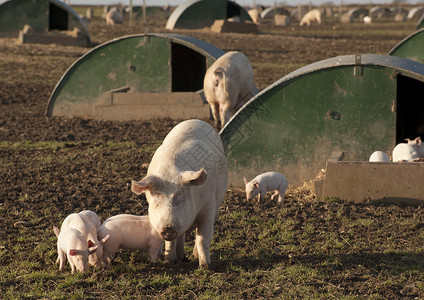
[161,226,178,241]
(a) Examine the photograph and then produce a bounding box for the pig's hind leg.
[277,183,288,203]
[271,190,280,201]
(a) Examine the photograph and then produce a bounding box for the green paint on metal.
[388,29,424,64]
[0,0,90,41]
[49,36,171,116]
[166,0,252,30]
[220,56,408,187]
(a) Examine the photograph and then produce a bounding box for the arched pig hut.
[46,33,225,121]
[388,28,424,64]
[220,54,424,187]
[260,6,290,19]
[165,0,252,29]
[0,0,90,46]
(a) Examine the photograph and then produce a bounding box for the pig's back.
[149,119,227,175]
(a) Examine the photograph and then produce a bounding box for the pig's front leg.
[259,191,266,202]
[164,240,177,264]
[195,219,215,268]
[176,234,186,262]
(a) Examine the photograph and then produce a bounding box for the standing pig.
[61,213,109,267]
[243,172,289,203]
[203,51,257,130]
[97,214,163,267]
[53,226,98,273]
[131,119,228,268]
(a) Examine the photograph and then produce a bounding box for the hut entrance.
[171,42,206,92]
[396,74,424,143]
[227,2,242,18]
[49,3,68,31]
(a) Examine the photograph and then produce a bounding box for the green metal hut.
[46,33,225,121]
[220,54,424,187]
[388,28,424,64]
[165,0,252,30]
[0,0,90,44]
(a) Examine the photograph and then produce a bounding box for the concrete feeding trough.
[0,0,91,46]
[210,19,258,33]
[46,33,225,121]
[314,151,424,206]
[220,54,424,188]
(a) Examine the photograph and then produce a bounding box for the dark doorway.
[227,2,242,19]
[171,43,206,92]
[396,74,424,143]
[49,4,68,31]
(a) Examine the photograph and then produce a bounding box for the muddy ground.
[1,14,424,298]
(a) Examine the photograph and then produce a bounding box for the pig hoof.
[199,264,212,271]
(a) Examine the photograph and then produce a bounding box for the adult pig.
[131,119,228,268]
[203,51,257,130]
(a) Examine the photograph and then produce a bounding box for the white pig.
[79,210,101,229]
[61,213,109,267]
[53,226,98,273]
[406,137,424,157]
[300,9,322,26]
[97,214,163,267]
[131,119,228,268]
[203,51,257,130]
[392,138,421,162]
[243,172,289,203]
[369,151,390,162]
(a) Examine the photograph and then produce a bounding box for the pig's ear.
[243,176,248,185]
[131,176,156,195]
[69,249,79,256]
[53,226,60,237]
[253,182,260,188]
[101,234,110,245]
[180,168,207,186]
[88,240,94,248]
[416,137,422,145]
[88,245,98,255]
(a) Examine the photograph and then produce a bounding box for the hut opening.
[396,74,424,143]
[171,42,206,92]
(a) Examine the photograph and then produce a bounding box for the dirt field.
[1,14,424,298]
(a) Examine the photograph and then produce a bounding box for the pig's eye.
[172,190,188,206]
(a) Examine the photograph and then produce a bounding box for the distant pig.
[97,214,163,267]
[61,213,109,267]
[243,172,289,203]
[203,51,257,129]
[369,151,390,162]
[131,119,228,268]
[53,226,98,273]
[392,138,421,162]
